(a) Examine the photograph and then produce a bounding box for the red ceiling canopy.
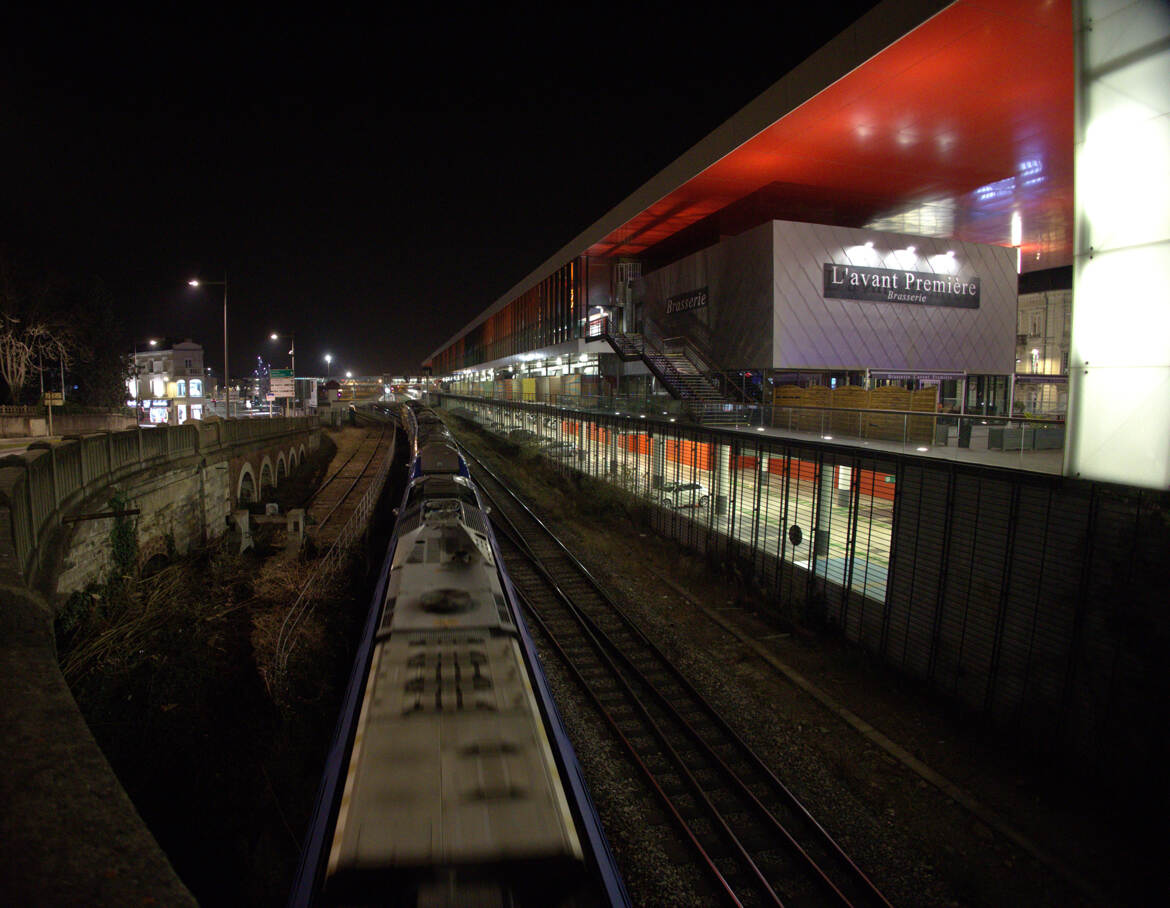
[588,0,1073,274]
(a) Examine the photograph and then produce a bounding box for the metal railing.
[437,386,1066,471]
[436,392,1168,792]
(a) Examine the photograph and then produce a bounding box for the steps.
[603,324,751,424]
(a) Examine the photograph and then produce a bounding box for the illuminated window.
[189,379,203,397]
[176,380,187,396]
[151,377,165,398]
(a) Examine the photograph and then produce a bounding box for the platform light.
[906,246,916,255]
[1010,210,1023,247]
[916,446,929,452]
[823,435,833,440]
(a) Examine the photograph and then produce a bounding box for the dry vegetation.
[53,428,401,906]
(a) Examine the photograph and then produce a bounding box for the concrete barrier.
[0,415,320,905]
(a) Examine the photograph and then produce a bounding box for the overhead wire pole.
[189,275,229,418]
[223,273,229,418]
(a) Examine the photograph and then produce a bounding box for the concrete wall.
[1,411,138,438]
[772,220,1018,374]
[636,219,1018,374]
[639,221,774,369]
[0,415,320,905]
[0,417,319,595]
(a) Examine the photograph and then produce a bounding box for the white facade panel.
[639,223,775,369]
[1068,0,1170,489]
[772,221,1018,374]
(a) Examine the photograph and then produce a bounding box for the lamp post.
[270,332,296,415]
[131,338,158,425]
[324,353,333,377]
[269,332,296,375]
[188,276,228,418]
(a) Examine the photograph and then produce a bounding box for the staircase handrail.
[658,330,754,404]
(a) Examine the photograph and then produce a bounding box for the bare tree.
[0,315,72,404]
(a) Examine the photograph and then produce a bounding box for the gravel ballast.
[456,420,1139,908]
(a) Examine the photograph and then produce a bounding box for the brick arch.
[137,536,169,570]
[259,457,275,497]
[276,452,287,483]
[298,444,306,465]
[286,446,297,471]
[237,463,257,504]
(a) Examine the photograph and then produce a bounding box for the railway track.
[466,450,892,908]
[308,423,388,537]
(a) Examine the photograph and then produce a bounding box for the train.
[290,401,627,907]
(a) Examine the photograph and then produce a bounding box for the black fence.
[437,393,1169,787]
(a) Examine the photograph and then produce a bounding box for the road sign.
[42,392,64,405]
[270,377,294,397]
[271,368,293,378]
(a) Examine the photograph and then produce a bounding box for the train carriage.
[291,405,627,908]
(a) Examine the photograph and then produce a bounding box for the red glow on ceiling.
[589,0,1073,273]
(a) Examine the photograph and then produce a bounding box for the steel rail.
[305,411,385,509]
[466,448,892,908]
[508,565,748,907]
[314,425,387,531]
[489,513,761,907]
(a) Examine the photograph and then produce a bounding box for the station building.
[426,0,1168,491]
[421,0,1170,788]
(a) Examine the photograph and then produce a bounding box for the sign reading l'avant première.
[666,287,709,314]
[823,263,980,308]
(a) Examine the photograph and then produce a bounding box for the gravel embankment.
[458,422,1127,908]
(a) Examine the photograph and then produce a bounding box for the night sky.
[2,4,878,379]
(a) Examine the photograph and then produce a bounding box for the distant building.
[1014,286,1071,416]
[128,339,206,424]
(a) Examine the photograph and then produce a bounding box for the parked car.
[542,441,583,461]
[660,480,710,509]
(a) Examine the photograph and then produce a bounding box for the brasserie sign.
[666,287,709,314]
[823,263,980,308]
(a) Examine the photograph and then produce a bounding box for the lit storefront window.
[190,404,203,420]
[189,379,203,397]
[149,406,168,424]
[177,404,188,423]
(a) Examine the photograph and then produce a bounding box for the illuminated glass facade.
[433,259,581,375]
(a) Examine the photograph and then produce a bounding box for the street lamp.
[324,353,333,377]
[188,276,228,417]
[270,332,296,415]
[269,332,296,375]
[130,338,158,424]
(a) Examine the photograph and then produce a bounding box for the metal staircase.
[600,317,751,424]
